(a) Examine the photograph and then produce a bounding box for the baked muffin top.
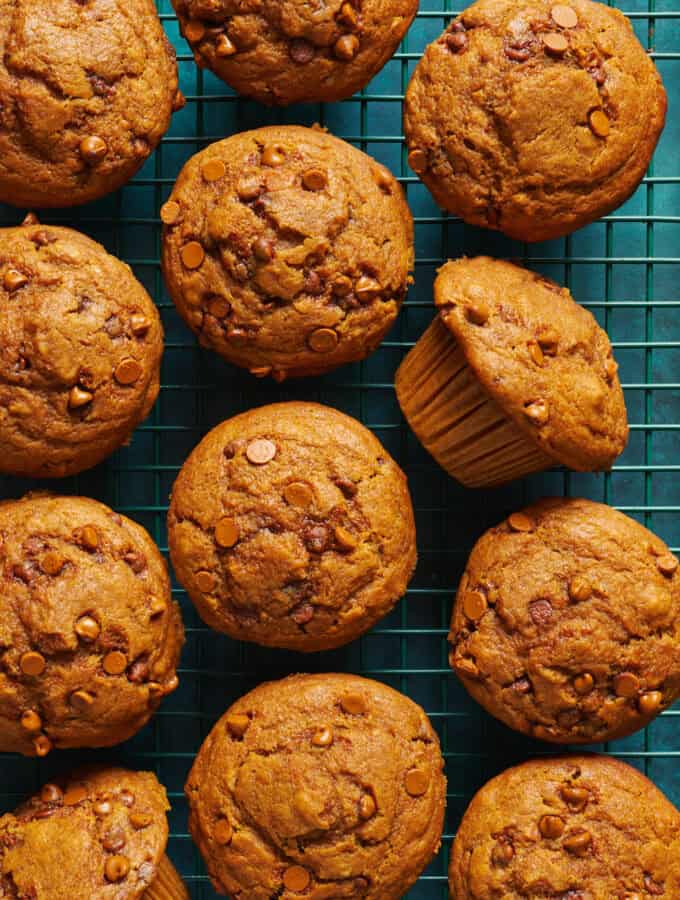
[449,497,680,744]
[186,673,446,900]
[404,0,667,242]
[168,402,417,651]
[172,0,417,105]
[449,754,680,900]
[0,493,183,756]
[434,256,628,471]
[0,223,163,478]
[0,767,170,899]
[161,125,413,380]
[0,0,180,208]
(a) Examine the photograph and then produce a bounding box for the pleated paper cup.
[143,854,190,900]
[395,316,554,488]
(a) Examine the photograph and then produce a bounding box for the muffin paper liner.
[143,854,190,900]
[395,316,554,487]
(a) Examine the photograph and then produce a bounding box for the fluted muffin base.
[144,854,190,900]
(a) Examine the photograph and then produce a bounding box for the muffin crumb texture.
[161,126,413,380]
[172,0,417,104]
[404,0,667,241]
[168,402,417,650]
[0,493,183,756]
[449,755,680,899]
[449,498,680,743]
[0,225,164,478]
[434,256,628,471]
[0,0,179,207]
[186,673,446,899]
[0,767,170,899]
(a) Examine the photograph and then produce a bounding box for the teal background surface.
[0,1,678,896]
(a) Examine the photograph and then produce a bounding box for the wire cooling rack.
[0,1,678,897]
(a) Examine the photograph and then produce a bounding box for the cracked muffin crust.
[185,673,446,899]
[171,0,417,105]
[449,754,680,899]
[0,0,181,208]
[396,257,627,487]
[161,125,413,380]
[168,402,417,651]
[404,0,667,242]
[0,493,184,757]
[0,223,163,478]
[448,497,680,744]
[0,766,187,899]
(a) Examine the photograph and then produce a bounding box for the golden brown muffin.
[171,0,417,105]
[161,125,413,380]
[167,402,416,651]
[449,754,680,899]
[0,0,181,208]
[0,766,188,900]
[0,493,184,757]
[186,673,446,899]
[0,222,163,478]
[404,0,667,242]
[395,257,628,487]
[448,497,680,744]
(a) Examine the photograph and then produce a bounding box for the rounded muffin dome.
[0,0,181,208]
[0,223,163,478]
[185,673,446,900]
[449,497,680,744]
[404,0,667,241]
[161,125,413,381]
[167,402,417,651]
[0,493,184,757]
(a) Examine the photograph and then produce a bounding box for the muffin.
[0,222,163,478]
[0,493,184,757]
[404,0,667,242]
[0,766,188,900]
[171,0,417,105]
[185,673,446,899]
[395,256,628,488]
[448,497,680,744]
[0,0,181,208]
[161,125,413,380]
[449,754,680,899]
[167,402,416,651]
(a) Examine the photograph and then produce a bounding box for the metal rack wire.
[0,0,678,896]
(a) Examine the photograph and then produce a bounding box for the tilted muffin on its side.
[448,498,680,744]
[396,257,628,487]
[0,767,188,900]
[186,673,446,900]
[168,402,417,651]
[449,755,680,899]
[0,0,182,209]
[171,0,417,105]
[0,493,184,757]
[404,0,667,242]
[0,222,163,478]
[161,125,413,380]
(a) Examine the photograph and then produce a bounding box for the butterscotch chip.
[105,855,130,882]
[68,386,94,409]
[130,314,151,337]
[527,340,544,366]
[448,498,680,745]
[246,439,277,465]
[463,590,487,620]
[150,596,168,618]
[63,785,88,806]
[114,358,143,385]
[80,136,108,164]
[308,327,339,353]
[543,31,569,54]
[524,399,549,425]
[657,554,678,576]
[262,145,285,166]
[214,818,233,845]
[20,710,41,732]
[551,4,578,27]
[185,674,445,899]
[334,34,360,61]
[508,512,533,533]
[40,783,63,804]
[302,168,327,191]
[181,241,205,270]
[405,769,429,796]
[75,615,100,642]
[215,517,239,548]
[340,693,367,715]
[160,200,181,224]
[226,713,250,737]
[202,159,227,182]
[465,300,490,325]
[41,551,65,576]
[215,34,237,57]
[103,651,128,676]
[168,403,416,651]
[129,811,152,829]
[70,690,95,711]
[33,735,52,757]
[407,148,428,173]
[20,652,46,676]
[3,269,28,292]
[539,815,565,838]
[184,20,206,42]
[451,756,679,897]
[588,109,610,137]
[561,784,589,810]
